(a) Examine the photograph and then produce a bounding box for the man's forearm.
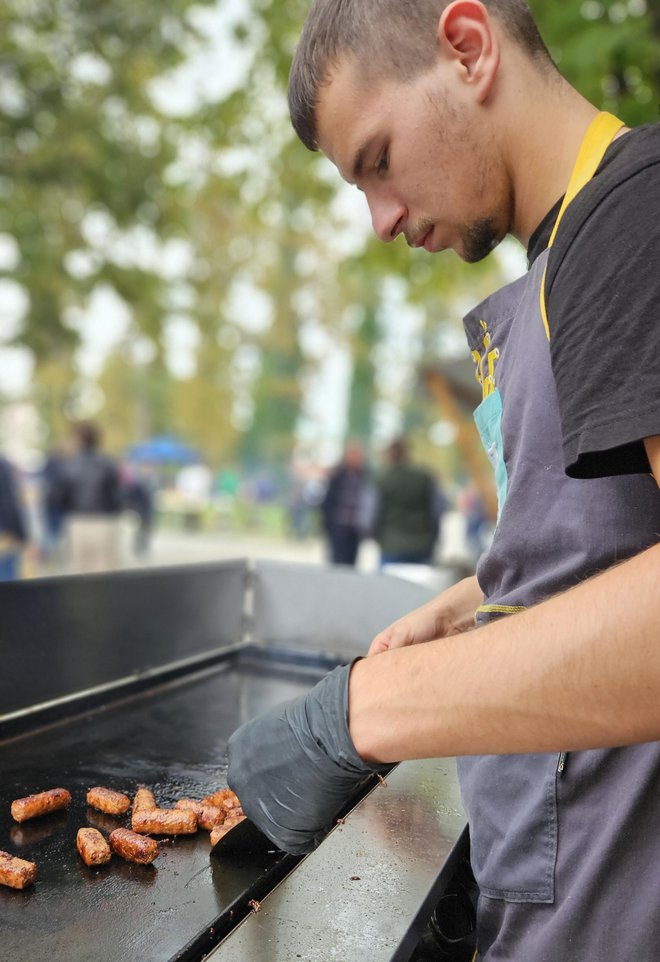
[349,543,660,762]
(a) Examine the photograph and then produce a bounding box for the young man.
[228,3,660,959]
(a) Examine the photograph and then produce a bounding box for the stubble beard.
[460,217,501,263]
[405,215,501,262]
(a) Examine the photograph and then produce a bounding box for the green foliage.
[0,0,216,359]
[531,0,659,125]
[2,0,658,478]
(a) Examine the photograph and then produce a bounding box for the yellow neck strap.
[540,111,624,340]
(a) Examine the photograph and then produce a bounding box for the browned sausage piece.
[203,789,242,813]
[175,799,224,832]
[86,787,131,816]
[204,791,243,829]
[76,828,111,866]
[0,850,37,889]
[196,805,224,831]
[175,798,203,815]
[11,788,72,823]
[210,814,246,848]
[109,828,158,865]
[132,808,197,836]
[132,787,157,813]
[202,789,231,807]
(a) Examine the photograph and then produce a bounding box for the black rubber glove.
[227,663,391,855]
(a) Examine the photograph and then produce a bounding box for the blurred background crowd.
[0,417,492,579]
[1,0,656,583]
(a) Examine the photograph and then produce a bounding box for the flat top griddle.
[0,661,316,962]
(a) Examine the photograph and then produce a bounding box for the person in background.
[39,446,67,562]
[372,438,444,567]
[175,462,213,531]
[0,454,28,581]
[58,422,122,574]
[319,440,371,566]
[122,464,156,558]
[287,479,312,540]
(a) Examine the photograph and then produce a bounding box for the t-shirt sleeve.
[546,164,660,479]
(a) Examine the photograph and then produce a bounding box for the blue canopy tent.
[126,435,200,465]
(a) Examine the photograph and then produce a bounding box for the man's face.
[344,443,364,470]
[316,57,511,263]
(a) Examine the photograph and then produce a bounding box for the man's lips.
[410,227,435,251]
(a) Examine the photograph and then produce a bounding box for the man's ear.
[437,0,500,103]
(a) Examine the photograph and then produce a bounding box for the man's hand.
[644,435,660,486]
[368,575,482,656]
[227,664,390,855]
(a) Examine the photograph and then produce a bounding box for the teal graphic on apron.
[473,388,507,521]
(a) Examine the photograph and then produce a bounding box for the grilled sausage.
[76,828,112,866]
[132,787,157,813]
[109,828,158,865]
[175,799,224,831]
[86,787,131,816]
[10,788,72,823]
[203,789,242,813]
[132,808,197,836]
[174,798,203,815]
[0,850,37,889]
[210,814,246,848]
[191,803,224,832]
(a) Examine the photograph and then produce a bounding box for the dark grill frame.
[0,561,467,962]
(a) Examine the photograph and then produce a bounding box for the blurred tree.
[346,305,379,446]
[531,0,659,125]
[199,56,342,474]
[97,346,173,453]
[0,0,214,355]
[30,352,77,446]
[3,0,658,479]
[170,341,237,469]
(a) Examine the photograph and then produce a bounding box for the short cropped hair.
[288,0,553,151]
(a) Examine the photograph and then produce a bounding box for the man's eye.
[376,150,389,175]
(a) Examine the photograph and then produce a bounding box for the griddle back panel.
[0,562,247,717]
[252,561,434,659]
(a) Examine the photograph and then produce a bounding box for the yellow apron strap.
[476,603,527,616]
[540,112,624,340]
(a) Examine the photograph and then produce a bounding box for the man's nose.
[367,193,406,243]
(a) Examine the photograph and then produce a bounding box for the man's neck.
[506,86,602,247]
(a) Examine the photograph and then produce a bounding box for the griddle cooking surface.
[0,663,314,962]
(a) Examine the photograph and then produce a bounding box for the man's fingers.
[368,625,415,656]
[385,629,413,650]
[367,633,391,656]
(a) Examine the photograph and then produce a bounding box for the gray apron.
[458,114,660,961]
